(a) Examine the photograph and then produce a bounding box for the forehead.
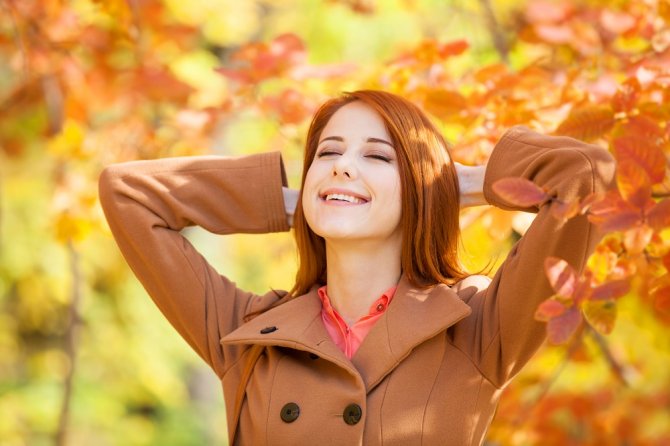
[320,101,390,140]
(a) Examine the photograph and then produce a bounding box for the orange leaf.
[550,199,580,222]
[647,199,670,231]
[491,177,548,208]
[262,89,313,125]
[591,280,630,301]
[583,300,617,335]
[653,285,670,315]
[588,193,641,232]
[547,307,582,344]
[535,298,566,321]
[437,40,469,58]
[622,224,653,255]
[621,114,665,141]
[616,162,652,210]
[545,257,577,298]
[611,78,641,113]
[424,90,467,119]
[613,135,666,184]
[555,105,615,141]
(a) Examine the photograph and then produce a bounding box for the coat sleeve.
[98,152,290,377]
[451,126,616,388]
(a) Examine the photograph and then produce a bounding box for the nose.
[332,152,357,179]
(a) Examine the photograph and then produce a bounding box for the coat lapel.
[220,288,355,375]
[221,276,472,391]
[351,275,472,391]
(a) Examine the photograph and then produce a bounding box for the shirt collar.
[317,285,397,323]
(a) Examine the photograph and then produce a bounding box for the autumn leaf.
[611,78,641,113]
[262,89,314,125]
[535,298,567,321]
[491,177,548,208]
[583,300,617,334]
[622,224,654,255]
[653,285,670,316]
[547,307,582,344]
[423,89,468,119]
[613,135,666,184]
[550,199,580,222]
[587,191,641,232]
[647,199,670,231]
[616,162,653,210]
[545,257,577,298]
[554,105,616,141]
[591,280,630,301]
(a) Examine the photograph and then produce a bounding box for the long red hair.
[291,90,467,296]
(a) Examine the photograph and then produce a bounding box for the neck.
[325,238,402,326]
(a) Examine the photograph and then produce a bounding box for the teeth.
[325,193,364,204]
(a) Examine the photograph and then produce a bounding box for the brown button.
[343,403,362,425]
[260,326,277,334]
[280,402,300,423]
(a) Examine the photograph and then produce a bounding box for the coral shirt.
[317,285,397,359]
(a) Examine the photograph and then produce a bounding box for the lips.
[319,188,370,204]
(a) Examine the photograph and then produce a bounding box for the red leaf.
[547,307,582,344]
[653,286,670,315]
[555,105,615,141]
[535,299,566,321]
[613,135,666,184]
[491,177,548,208]
[437,40,469,58]
[588,191,641,231]
[545,257,577,298]
[647,199,670,231]
[617,162,652,210]
[591,280,630,301]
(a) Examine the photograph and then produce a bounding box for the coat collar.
[351,275,471,390]
[220,275,472,391]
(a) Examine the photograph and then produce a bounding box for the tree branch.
[513,332,583,428]
[477,0,509,64]
[55,241,83,446]
[1,0,29,78]
[587,326,636,387]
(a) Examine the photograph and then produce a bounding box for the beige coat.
[98,127,616,445]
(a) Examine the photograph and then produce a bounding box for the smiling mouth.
[322,193,368,204]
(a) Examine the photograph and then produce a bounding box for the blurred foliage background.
[1,0,669,445]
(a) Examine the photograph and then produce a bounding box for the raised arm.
[452,126,616,388]
[98,152,290,376]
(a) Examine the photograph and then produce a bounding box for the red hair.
[290,90,466,296]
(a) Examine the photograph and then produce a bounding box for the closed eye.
[316,149,341,158]
[365,153,392,162]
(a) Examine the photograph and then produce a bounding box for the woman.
[99,90,615,445]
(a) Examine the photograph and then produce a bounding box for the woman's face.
[302,101,402,245]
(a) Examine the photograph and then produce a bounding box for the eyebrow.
[319,136,394,148]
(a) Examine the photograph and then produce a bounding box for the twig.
[1,0,30,79]
[587,326,635,386]
[55,241,83,446]
[478,0,509,64]
[513,332,583,428]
